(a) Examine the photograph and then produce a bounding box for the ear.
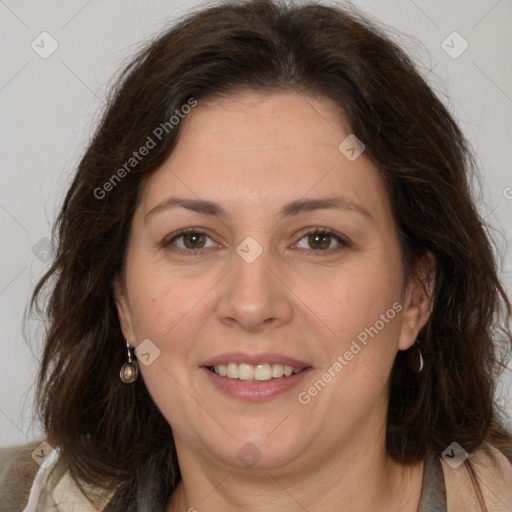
[113,277,135,342]
[398,251,436,351]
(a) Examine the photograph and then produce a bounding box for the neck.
[166,417,424,512]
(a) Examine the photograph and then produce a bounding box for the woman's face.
[116,91,431,472]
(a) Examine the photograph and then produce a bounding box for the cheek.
[316,265,401,336]
[125,271,208,421]
[305,260,403,390]
[125,263,217,390]
[295,285,401,432]
[125,254,201,341]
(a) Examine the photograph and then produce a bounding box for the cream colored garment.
[22,448,113,512]
[442,444,512,512]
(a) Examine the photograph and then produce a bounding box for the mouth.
[200,353,312,401]
[206,362,305,381]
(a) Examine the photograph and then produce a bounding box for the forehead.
[137,91,390,224]
[174,90,351,160]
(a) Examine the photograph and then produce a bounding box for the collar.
[22,447,114,512]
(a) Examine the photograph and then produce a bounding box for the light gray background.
[1,0,511,446]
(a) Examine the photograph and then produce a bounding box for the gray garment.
[418,452,448,512]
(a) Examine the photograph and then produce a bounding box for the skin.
[115,91,434,511]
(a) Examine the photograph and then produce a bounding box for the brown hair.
[29,0,512,510]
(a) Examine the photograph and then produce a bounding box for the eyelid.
[161,226,351,255]
[161,227,216,250]
[292,226,351,253]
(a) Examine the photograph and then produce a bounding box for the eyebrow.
[144,195,372,223]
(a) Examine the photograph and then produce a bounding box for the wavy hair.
[29,1,512,510]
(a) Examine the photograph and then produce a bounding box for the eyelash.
[161,227,351,256]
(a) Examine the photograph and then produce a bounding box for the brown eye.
[162,228,216,254]
[295,228,350,253]
[182,231,207,249]
[307,232,332,250]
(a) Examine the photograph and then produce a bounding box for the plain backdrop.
[1,0,511,446]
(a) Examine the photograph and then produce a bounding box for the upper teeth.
[213,363,303,381]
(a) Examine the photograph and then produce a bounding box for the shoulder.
[0,439,115,512]
[441,443,512,512]
[0,440,42,511]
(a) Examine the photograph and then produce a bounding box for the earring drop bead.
[120,340,139,383]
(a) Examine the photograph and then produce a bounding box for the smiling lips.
[209,362,304,381]
[201,353,312,400]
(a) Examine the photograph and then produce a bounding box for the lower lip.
[200,367,313,401]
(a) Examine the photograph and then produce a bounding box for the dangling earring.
[408,341,424,374]
[120,340,139,383]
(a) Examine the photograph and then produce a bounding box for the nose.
[216,240,294,333]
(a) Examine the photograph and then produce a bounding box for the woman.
[1,0,511,510]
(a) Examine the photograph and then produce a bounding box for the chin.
[202,421,311,471]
